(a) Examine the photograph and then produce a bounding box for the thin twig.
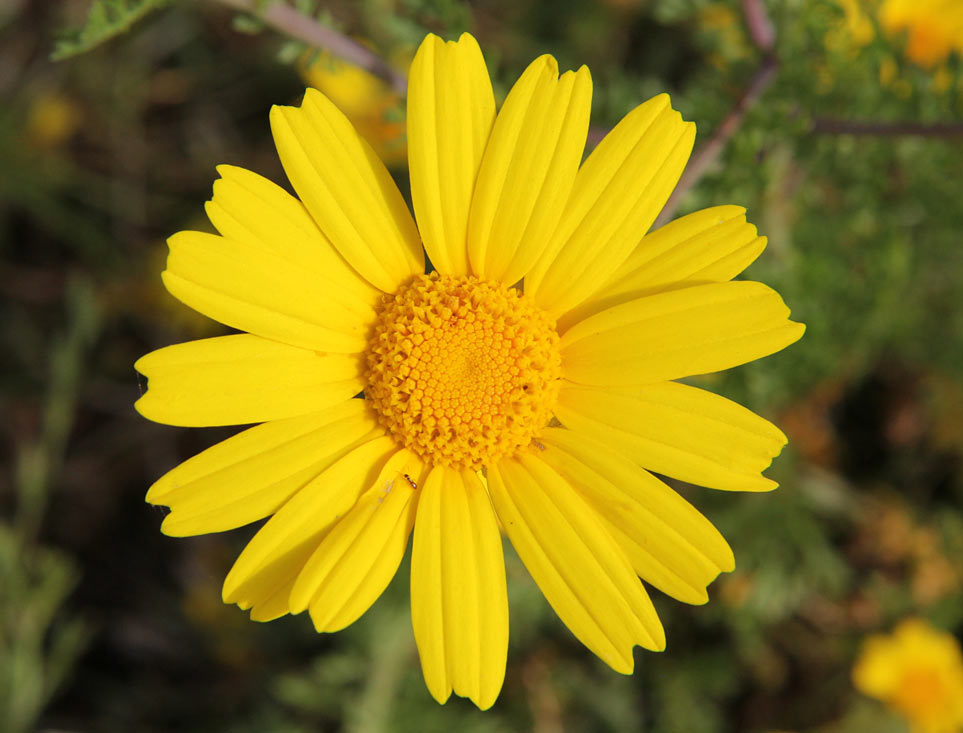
[211,0,408,95]
[810,119,963,137]
[741,0,776,52]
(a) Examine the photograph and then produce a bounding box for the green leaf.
[51,0,170,61]
[231,13,265,36]
[276,39,307,65]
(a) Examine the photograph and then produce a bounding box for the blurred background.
[2,0,962,731]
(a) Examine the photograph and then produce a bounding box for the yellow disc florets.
[364,272,562,470]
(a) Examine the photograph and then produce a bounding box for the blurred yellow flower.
[299,48,407,166]
[698,3,751,68]
[838,0,877,47]
[25,92,82,149]
[880,0,963,68]
[853,618,963,733]
[828,0,963,82]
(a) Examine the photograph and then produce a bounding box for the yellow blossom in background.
[853,618,963,733]
[299,48,407,166]
[698,3,751,68]
[822,0,882,92]
[838,0,877,47]
[136,32,804,708]
[825,0,962,94]
[880,0,963,68]
[25,92,82,149]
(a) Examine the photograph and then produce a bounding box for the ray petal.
[222,436,397,612]
[561,281,805,386]
[411,466,509,709]
[408,33,495,276]
[135,334,363,427]
[146,400,382,536]
[270,88,424,293]
[539,427,735,603]
[554,381,787,492]
[467,55,591,285]
[489,456,664,673]
[526,94,695,315]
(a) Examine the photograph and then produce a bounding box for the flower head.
[136,32,804,709]
[830,0,963,69]
[880,0,963,68]
[853,618,963,733]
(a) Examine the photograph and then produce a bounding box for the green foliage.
[51,0,170,60]
[1,280,97,733]
[231,12,267,35]
[0,530,87,733]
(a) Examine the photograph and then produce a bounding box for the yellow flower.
[853,618,963,733]
[880,0,963,68]
[699,3,752,69]
[25,92,82,149]
[835,0,878,49]
[299,48,407,166]
[844,0,878,45]
[136,33,804,709]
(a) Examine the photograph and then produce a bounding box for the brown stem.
[211,0,408,95]
[810,119,963,137]
[741,0,776,52]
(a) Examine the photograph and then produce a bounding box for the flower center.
[363,272,561,470]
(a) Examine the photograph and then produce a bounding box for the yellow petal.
[248,449,419,626]
[222,435,397,611]
[289,450,423,630]
[270,88,423,293]
[526,94,696,315]
[555,381,787,492]
[467,55,591,286]
[247,576,297,622]
[411,466,509,709]
[559,205,766,331]
[488,456,664,673]
[163,231,370,354]
[134,334,363,427]
[205,164,379,317]
[147,400,381,537]
[408,33,495,276]
[539,427,734,604]
[561,281,805,386]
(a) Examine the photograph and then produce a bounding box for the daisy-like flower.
[136,33,804,709]
[853,618,963,733]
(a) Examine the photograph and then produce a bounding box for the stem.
[211,0,408,95]
[741,0,776,52]
[810,119,963,137]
